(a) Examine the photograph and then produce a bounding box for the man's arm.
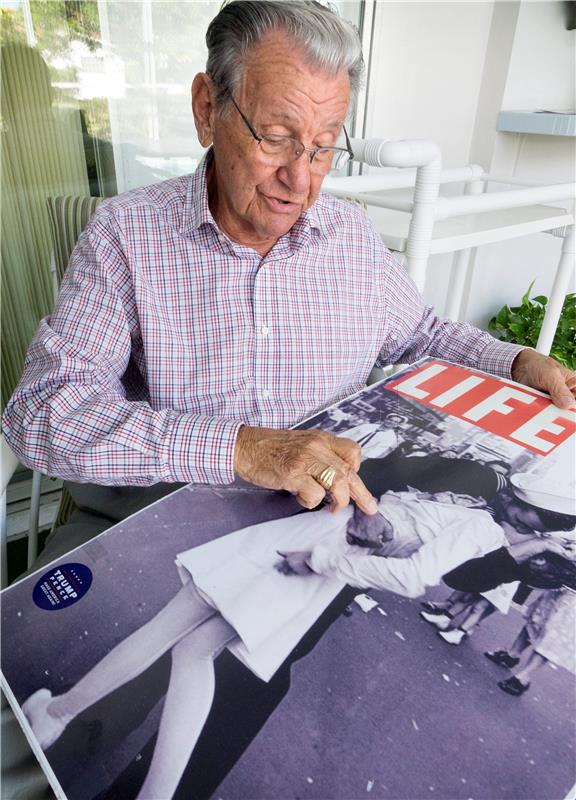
[2,215,243,486]
[306,522,504,599]
[442,537,576,593]
[442,548,522,593]
[375,247,576,408]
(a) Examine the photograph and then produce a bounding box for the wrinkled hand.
[234,426,378,514]
[275,550,313,576]
[512,349,576,409]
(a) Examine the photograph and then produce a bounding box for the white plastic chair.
[1,435,41,587]
[326,137,575,357]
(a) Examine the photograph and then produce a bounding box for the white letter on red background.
[393,364,447,400]
[463,387,535,422]
[511,405,575,453]
[430,376,485,408]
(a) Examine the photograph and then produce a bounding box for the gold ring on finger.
[316,465,337,492]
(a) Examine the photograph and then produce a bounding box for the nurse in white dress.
[22,492,505,800]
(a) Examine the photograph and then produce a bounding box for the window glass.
[99,1,221,191]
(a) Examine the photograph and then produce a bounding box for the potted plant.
[488,282,575,370]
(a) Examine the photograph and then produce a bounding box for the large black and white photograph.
[2,361,575,800]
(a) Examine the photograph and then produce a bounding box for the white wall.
[464,0,576,328]
[500,0,575,112]
[364,1,495,165]
[363,0,495,316]
[363,0,575,329]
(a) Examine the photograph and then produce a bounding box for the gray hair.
[205,0,364,114]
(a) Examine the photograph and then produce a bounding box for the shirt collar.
[179,147,328,243]
[180,149,217,236]
[300,200,323,233]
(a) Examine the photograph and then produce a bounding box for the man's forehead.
[240,71,349,106]
[261,108,344,129]
[239,33,350,114]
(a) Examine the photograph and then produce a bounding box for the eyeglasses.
[228,94,354,175]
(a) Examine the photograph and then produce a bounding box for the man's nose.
[278,154,312,194]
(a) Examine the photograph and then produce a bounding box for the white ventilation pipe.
[348,137,441,170]
[342,138,442,292]
[536,225,575,356]
[324,164,483,195]
[435,184,575,220]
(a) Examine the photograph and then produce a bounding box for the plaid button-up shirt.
[3,153,521,486]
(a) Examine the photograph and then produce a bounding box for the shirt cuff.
[168,414,245,485]
[476,338,526,380]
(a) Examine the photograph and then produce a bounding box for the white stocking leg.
[50,582,214,721]
[136,615,237,800]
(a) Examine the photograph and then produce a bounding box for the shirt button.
[261,325,269,336]
[261,389,270,399]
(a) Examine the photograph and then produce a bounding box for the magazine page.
[2,358,575,800]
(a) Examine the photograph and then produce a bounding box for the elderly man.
[2,1,576,796]
[2,1,576,541]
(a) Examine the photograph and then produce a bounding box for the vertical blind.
[1,41,90,408]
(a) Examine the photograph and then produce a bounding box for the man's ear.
[192,73,216,147]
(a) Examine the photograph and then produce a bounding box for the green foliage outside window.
[488,282,576,370]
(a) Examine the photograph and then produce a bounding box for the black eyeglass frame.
[227,93,354,170]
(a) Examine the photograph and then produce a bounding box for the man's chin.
[259,213,301,242]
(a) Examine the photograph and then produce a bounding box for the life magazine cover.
[2,358,575,800]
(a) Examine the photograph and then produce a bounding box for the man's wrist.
[233,424,256,480]
[511,347,534,383]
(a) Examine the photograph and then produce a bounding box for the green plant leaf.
[496,308,511,326]
[490,287,574,366]
[521,280,536,306]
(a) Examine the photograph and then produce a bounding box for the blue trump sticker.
[32,563,93,611]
